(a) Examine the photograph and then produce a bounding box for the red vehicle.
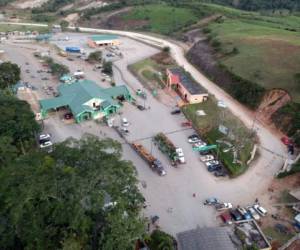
[220,212,232,225]
[181,121,192,127]
[281,136,292,146]
[42,64,49,67]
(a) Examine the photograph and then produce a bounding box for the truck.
[153,132,185,165]
[65,47,81,53]
[131,142,166,176]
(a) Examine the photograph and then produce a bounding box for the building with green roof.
[40,80,132,123]
[87,34,120,48]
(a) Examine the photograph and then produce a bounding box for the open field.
[201,5,300,102]
[182,98,255,176]
[121,4,200,35]
[0,23,49,33]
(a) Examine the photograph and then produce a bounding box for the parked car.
[237,207,252,220]
[137,105,146,111]
[200,155,214,162]
[220,212,232,225]
[199,150,211,156]
[25,69,30,73]
[214,170,227,177]
[64,113,73,120]
[208,164,222,172]
[171,109,181,115]
[253,204,267,216]
[122,118,129,127]
[193,141,207,148]
[42,77,49,81]
[40,140,53,148]
[215,203,233,211]
[230,209,243,221]
[205,160,220,167]
[188,134,200,143]
[204,197,220,205]
[247,206,260,220]
[39,133,51,144]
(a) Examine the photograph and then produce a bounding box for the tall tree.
[0,94,40,155]
[0,136,145,249]
[0,62,21,89]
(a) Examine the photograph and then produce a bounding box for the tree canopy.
[0,62,21,89]
[0,94,40,159]
[0,136,145,249]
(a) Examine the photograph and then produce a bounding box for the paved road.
[0,23,288,235]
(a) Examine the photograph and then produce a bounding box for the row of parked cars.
[187,134,227,177]
[204,197,268,225]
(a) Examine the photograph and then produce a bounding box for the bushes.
[44,57,70,77]
[148,230,176,250]
[272,102,300,146]
[31,14,56,23]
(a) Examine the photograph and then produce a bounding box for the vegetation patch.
[121,4,200,35]
[0,24,49,33]
[129,52,175,90]
[182,98,255,176]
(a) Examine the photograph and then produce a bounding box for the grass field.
[182,98,255,176]
[202,5,300,102]
[122,4,200,35]
[0,24,49,33]
[129,54,175,90]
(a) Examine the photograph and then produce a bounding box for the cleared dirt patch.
[11,0,49,9]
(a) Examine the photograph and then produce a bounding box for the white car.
[247,206,260,220]
[205,160,220,167]
[215,202,233,211]
[193,141,207,148]
[253,204,267,216]
[176,148,185,163]
[39,140,53,148]
[122,118,129,127]
[188,137,201,144]
[200,155,214,162]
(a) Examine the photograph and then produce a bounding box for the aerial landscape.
[0,0,300,249]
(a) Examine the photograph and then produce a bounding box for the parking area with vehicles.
[0,31,287,236]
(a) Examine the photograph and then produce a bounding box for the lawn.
[129,53,175,90]
[122,4,200,35]
[204,9,300,102]
[182,98,255,176]
[0,24,49,33]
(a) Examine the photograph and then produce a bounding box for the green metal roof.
[40,80,130,117]
[103,85,130,98]
[90,34,119,42]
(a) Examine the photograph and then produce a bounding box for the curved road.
[2,22,287,204]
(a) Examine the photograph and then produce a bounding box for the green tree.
[45,57,70,77]
[0,94,40,154]
[0,136,145,249]
[60,20,69,31]
[88,51,102,63]
[148,230,176,250]
[102,60,113,76]
[0,62,20,89]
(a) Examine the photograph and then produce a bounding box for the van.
[253,204,267,216]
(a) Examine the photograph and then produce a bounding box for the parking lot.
[0,33,284,236]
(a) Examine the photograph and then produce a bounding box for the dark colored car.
[214,170,227,177]
[208,164,222,172]
[64,113,73,120]
[199,150,211,156]
[171,109,181,115]
[137,105,145,111]
[230,209,243,221]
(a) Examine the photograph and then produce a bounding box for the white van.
[253,204,267,216]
